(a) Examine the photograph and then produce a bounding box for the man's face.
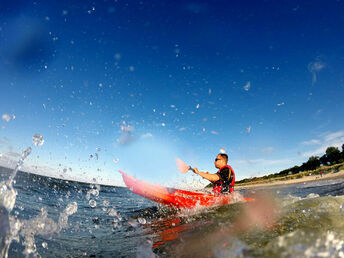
[214,155,225,169]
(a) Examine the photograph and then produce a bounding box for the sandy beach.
[236,169,344,189]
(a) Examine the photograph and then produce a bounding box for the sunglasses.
[215,158,221,162]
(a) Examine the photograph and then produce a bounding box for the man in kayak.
[193,153,235,194]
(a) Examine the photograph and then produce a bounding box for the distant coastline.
[236,163,344,189]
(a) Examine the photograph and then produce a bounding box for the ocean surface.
[1,165,344,258]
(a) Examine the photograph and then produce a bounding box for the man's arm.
[193,168,220,182]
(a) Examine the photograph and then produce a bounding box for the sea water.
[1,166,344,257]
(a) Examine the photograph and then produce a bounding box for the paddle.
[175,158,195,173]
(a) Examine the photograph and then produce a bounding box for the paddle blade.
[175,158,190,173]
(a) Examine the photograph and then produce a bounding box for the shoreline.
[236,169,344,189]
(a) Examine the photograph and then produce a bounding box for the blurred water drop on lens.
[89,199,97,208]
[113,158,119,164]
[32,134,44,146]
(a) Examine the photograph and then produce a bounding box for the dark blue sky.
[1,0,344,186]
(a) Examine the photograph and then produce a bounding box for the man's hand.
[193,167,200,174]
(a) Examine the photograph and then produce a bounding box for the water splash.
[10,147,32,182]
[0,181,17,212]
[0,134,79,258]
[0,207,10,258]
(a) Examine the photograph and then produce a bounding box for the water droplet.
[107,208,117,216]
[42,242,48,248]
[113,158,119,164]
[32,134,44,146]
[2,114,11,122]
[89,199,97,208]
[243,81,251,91]
[128,219,138,228]
[138,217,146,224]
[86,192,91,200]
[89,188,99,197]
[65,202,78,215]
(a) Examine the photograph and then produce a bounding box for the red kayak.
[119,171,254,209]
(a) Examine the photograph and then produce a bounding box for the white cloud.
[302,131,344,157]
[262,147,275,154]
[238,158,290,166]
[324,131,344,142]
[302,139,321,145]
[141,133,153,139]
[6,152,21,157]
[0,154,17,169]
